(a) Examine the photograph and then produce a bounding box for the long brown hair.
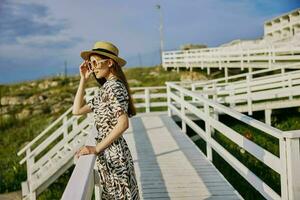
[89,53,136,118]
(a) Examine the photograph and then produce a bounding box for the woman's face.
[89,55,113,79]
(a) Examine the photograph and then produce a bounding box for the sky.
[0,0,299,84]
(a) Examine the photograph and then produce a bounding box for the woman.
[72,41,140,200]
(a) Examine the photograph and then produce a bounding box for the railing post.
[272,45,276,64]
[285,132,300,200]
[224,67,228,83]
[268,47,272,69]
[246,74,253,115]
[167,84,172,117]
[288,75,293,100]
[228,84,235,108]
[94,166,102,200]
[145,88,150,113]
[212,82,217,102]
[26,148,36,200]
[180,91,186,133]
[280,138,289,200]
[26,148,33,182]
[72,116,78,131]
[191,84,196,102]
[281,68,286,89]
[29,191,36,200]
[248,66,252,73]
[204,102,212,161]
[246,48,250,66]
[212,84,218,136]
[240,45,244,70]
[63,116,68,138]
[281,67,285,75]
[265,109,272,125]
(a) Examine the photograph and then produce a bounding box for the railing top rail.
[166,81,284,139]
[130,86,166,90]
[86,85,169,91]
[61,154,96,200]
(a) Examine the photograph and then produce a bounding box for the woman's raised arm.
[72,61,93,115]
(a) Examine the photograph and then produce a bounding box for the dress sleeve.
[107,82,129,119]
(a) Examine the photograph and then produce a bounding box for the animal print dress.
[87,77,140,200]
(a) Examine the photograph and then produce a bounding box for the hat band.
[92,48,117,56]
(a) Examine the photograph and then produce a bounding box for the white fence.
[61,80,300,200]
[191,67,300,115]
[191,63,300,86]
[19,77,300,199]
[162,43,300,75]
[17,90,95,199]
[166,81,300,200]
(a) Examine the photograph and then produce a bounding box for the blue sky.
[0,0,299,84]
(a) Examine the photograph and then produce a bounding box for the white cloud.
[15,30,73,47]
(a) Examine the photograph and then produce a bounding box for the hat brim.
[80,50,127,67]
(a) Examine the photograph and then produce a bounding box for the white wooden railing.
[61,85,182,200]
[17,89,95,199]
[191,68,300,115]
[86,85,186,113]
[18,85,178,199]
[61,80,300,200]
[19,76,300,199]
[162,41,300,74]
[191,62,300,86]
[166,81,300,200]
[61,126,101,200]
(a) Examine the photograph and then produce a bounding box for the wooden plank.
[123,112,242,199]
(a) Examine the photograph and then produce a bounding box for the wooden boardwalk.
[123,111,242,200]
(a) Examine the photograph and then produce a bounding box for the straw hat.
[80,41,126,67]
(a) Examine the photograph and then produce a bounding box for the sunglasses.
[87,59,108,71]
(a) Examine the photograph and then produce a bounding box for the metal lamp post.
[156,4,164,65]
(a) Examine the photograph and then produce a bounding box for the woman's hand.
[79,60,93,81]
[75,145,97,158]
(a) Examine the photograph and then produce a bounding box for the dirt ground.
[0,191,21,200]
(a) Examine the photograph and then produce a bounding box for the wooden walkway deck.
[123,111,242,200]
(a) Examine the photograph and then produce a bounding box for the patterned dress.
[87,77,140,200]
